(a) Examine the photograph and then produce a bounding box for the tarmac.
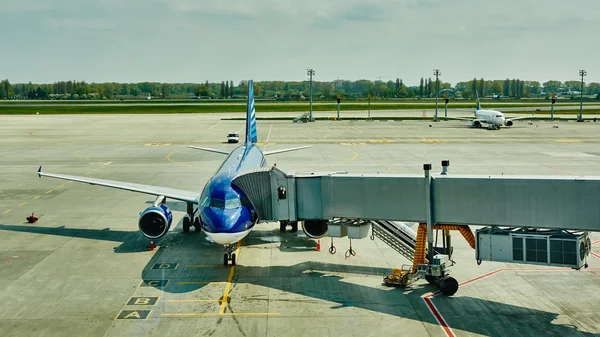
[1,113,600,337]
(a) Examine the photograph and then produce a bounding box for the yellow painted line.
[175,281,227,285]
[45,190,53,194]
[67,181,73,184]
[161,312,280,317]
[555,139,583,143]
[31,196,40,201]
[421,139,449,143]
[378,161,396,174]
[2,209,12,214]
[166,149,192,167]
[219,241,241,314]
[56,184,64,189]
[368,139,395,143]
[341,149,359,164]
[18,202,28,207]
[85,172,91,175]
[167,299,222,303]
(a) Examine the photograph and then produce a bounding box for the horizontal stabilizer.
[264,146,312,156]
[187,146,230,155]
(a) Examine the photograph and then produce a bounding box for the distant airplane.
[37,80,311,265]
[449,91,533,130]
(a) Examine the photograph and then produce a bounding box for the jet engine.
[138,204,173,239]
[302,220,328,239]
[472,120,481,127]
[504,119,514,127]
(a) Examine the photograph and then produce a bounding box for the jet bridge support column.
[424,164,434,263]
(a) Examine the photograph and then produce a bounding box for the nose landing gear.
[223,245,236,266]
[183,203,202,233]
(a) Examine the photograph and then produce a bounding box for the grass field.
[1,98,598,105]
[1,103,598,115]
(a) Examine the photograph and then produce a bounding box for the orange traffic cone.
[316,239,321,251]
[149,240,155,251]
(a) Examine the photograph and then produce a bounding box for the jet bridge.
[232,161,599,295]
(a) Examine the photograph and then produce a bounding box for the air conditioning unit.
[475,227,590,269]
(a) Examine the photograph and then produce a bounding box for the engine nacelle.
[472,120,481,127]
[504,119,513,127]
[302,220,328,239]
[138,204,173,239]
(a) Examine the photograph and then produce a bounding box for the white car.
[227,132,240,143]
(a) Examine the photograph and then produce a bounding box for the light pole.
[433,69,441,122]
[578,69,586,122]
[307,69,315,121]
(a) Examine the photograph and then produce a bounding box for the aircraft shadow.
[0,222,596,336]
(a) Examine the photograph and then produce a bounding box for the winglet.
[37,166,42,178]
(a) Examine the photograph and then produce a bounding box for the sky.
[1,0,599,85]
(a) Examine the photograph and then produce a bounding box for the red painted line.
[592,239,600,246]
[592,252,600,259]
[424,267,597,336]
[423,295,456,337]
[458,269,503,287]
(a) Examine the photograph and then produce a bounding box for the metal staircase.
[371,220,418,262]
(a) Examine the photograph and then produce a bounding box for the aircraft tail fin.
[245,80,258,145]
[475,90,481,111]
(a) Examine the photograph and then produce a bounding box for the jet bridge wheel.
[183,215,191,233]
[279,221,287,233]
[425,275,439,285]
[290,221,298,233]
[439,277,459,296]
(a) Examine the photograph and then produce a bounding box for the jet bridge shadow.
[0,222,597,336]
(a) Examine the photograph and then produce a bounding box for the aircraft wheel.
[183,216,191,233]
[439,277,459,296]
[223,254,229,265]
[193,217,201,232]
[231,253,236,266]
[290,222,298,233]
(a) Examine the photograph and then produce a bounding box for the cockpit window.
[210,198,225,209]
[225,198,241,209]
[496,115,502,118]
[207,197,241,209]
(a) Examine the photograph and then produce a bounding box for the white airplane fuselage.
[474,109,506,127]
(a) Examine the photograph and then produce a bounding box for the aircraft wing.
[264,146,312,156]
[187,146,230,155]
[444,116,475,122]
[505,113,536,121]
[37,166,199,203]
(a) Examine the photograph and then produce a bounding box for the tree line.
[0,78,598,100]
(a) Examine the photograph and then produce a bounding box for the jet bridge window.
[277,186,287,200]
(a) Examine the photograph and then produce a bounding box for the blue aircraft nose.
[201,206,252,234]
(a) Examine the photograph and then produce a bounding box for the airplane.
[37,80,312,266]
[448,91,533,130]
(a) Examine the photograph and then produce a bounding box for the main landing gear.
[223,245,236,266]
[183,203,201,233]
